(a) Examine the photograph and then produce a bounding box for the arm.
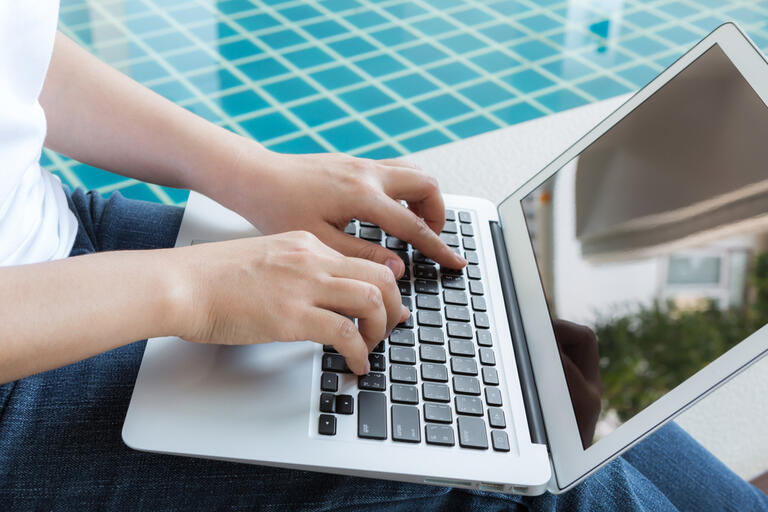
[41,32,465,272]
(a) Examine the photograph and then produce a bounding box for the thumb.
[321,226,406,279]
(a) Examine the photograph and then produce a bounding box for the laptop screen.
[521,43,768,449]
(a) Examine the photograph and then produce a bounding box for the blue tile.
[259,29,306,49]
[189,21,237,41]
[167,49,217,73]
[162,186,191,205]
[368,107,427,136]
[283,47,333,68]
[60,7,96,25]
[40,151,54,167]
[624,10,665,27]
[241,112,299,140]
[621,35,668,55]
[320,0,360,12]
[654,52,680,68]
[340,85,395,111]
[480,23,525,44]
[113,182,161,202]
[237,13,280,31]
[589,20,612,39]
[72,163,129,190]
[617,64,659,86]
[657,2,698,18]
[502,69,554,94]
[488,0,528,16]
[329,36,377,57]
[238,57,289,81]
[724,7,764,24]
[401,130,451,152]
[470,50,520,73]
[278,4,322,21]
[416,93,472,122]
[289,98,346,127]
[217,89,270,116]
[448,115,499,138]
[656,26,701,46]
[268,135,327,154]
[217,38,262,60]
[578,76,632,100]
[429,61,480,85]
[125,14,170,34]
[303,20,346,39]
[184,101,223,123]
[263,77,318,102]
[217,0,256,15]
[310,66,363,89]
[547,29,595,51]
[413,17,459,36]
[579,46,633,67]
[125,59,167,81]
[511,40,559,60]
[451,7,494,26]
[344,10,388,29]
[398,43,449,66]
[150,80,194,102]
[370,27,418,46]
[535,89,588,111]
[542,57,595,80]
[493,102,545,125]
[355,54,406,77]
[169,5,213,24]
[518,13,560,32]
[143,31,193,53]
[691,16,726,33]
[439,33,485,54]
[320,121,379,152]
[460,81,511,107]
[178,66,235,94]
[421,0,464,8]
[384,73,438,98]
[356,145,402,159]
[384,3,428,18]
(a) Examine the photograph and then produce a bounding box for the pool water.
[49,0,768,205]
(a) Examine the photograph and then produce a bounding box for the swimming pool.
[49,0,768,205]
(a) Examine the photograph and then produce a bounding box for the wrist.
[152,247,201,340]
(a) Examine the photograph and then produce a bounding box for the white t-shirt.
[0,1,77,266]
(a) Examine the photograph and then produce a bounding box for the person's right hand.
[174,231,408,375]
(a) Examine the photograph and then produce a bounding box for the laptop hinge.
[489,220,548,447]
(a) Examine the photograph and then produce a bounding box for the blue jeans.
[0,187,766,511]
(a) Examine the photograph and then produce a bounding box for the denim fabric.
[0,187,765,511]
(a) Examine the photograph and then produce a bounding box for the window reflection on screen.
[522,44,768,449]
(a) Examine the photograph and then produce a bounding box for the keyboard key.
[443,289,468,306]
[467,266,481,280]
[445,209,456,222]
[322,353,350,373]
[447,322,473,339]
[474,313,490,329]
[419,345,446,363]
[398,281,412,296]
[391,405,421,443]
[424,403,453,424]
[476,331,492,347]
[464,251,478,265]
[460,224,474,237]
[471,296,486,311]
[421,363,448,382]
[321,372,338,392]
[415,279,439,295]
[491,430,510,452]
[440,233,460,247]
[336,394,354,414]
[451,357,478,376]
[485,387,503,407]
[416,294,440,310]
[359,221,378,228]
[488,407,506,428]
[426,424,455,446]
[457,416,488,449]
[373,341,385,353]
[423,382,450,402]
[445,305,470,322]
[360,227,383,241]
[479,348,496,366]
[412,251,435,264]
[385,236,407,250]
[390,346,417,365]
[414,264,437,280]
[359,372,386,391]
[469,281,484,296]
[358,391,387,439]
[402,296,413,311]
[455,396,484,416]
[319,414,336,435]
[442,275,466,290]
[391,364,418,384]
[453,376,481,395]
[390,329,415,346]
[442,221,458,234]
[448,339,475,357]
[463,237,476,251]
[398,314,414,329]
[320,393,335,413]
[344,222,356,235]
[394,250,409,268]
[369,353,386,372]
[458,211,471,223]
[418,327,444,345]
[482,367,499,386]
[417,310,442,327]
[391,384,419,404]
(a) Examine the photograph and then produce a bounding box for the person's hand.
[553,320,602,448]
[175,231,408,375]
[216,148,467,278]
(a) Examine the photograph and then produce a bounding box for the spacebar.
[358,391,387,439]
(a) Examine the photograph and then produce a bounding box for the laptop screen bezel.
[496,23,768,492]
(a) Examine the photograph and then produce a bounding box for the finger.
[377,158,420,170]
[361,196,465,269]
[379,167,445,234]
[320,225,406,279]
[305,308,370,375]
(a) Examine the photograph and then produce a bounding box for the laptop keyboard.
[316,210,510,452]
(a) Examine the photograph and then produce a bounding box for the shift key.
[358,391,387,440]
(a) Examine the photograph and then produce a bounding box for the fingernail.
[400,305,410,321]
[385,258,403,278]
[363,360,371,375]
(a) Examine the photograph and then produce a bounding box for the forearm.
[0,250,188,383]
[40,32,258,198]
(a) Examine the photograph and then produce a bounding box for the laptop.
[123,23,768,494]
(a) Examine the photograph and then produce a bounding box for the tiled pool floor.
[50,0,768,205]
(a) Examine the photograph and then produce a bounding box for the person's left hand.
[217,148,467,278]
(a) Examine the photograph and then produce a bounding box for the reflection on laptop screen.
[522,44,768,449]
